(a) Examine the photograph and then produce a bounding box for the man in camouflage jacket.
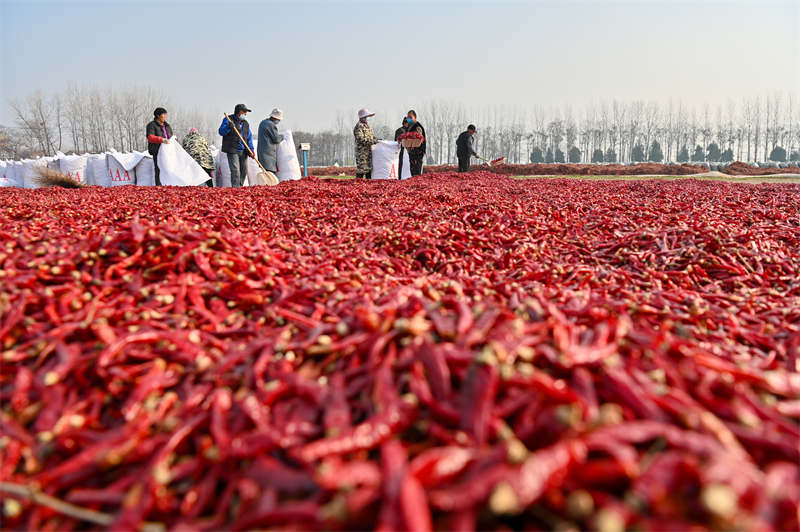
[354,108,380,178]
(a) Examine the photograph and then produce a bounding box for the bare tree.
[612,100,626,163]
[627,100,643,162]
[701,102,712,159]
[769,91,783,156]
[786,92,796,158]
[643,100,660,160]
[740,97,755,161]
[753,95,762,162]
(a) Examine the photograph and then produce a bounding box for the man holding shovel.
[218,104,255,187]
[456,124,478,173]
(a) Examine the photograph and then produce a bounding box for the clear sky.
[1,0,798,131]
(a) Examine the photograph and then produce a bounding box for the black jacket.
[407,121,426,158]
[456,131,476,158]
[220,115,251,154]
[146,120,173,156]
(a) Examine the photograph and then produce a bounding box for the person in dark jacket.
[257,109,284,175]
[405,110,426,176]
[394,118,407,180]
[146,107,174,186]
[456,125,478,173]
[218,104,255,188]
[182,128,215,187]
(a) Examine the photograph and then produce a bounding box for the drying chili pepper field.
[1,172,798,531]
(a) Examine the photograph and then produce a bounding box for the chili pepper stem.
[0,481,166,532]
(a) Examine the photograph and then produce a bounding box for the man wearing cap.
[218,104,255,188]
[353,108,380,179]
[456,125,478,173]
[146,107,174,186]
[257,109,284,177]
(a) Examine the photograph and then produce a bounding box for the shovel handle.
[224,113,269,174]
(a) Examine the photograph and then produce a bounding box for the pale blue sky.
[1,0,798,130]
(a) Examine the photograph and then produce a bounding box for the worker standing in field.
[257,109,284,178]
[456,125,478,173]
[394,117,407,180]
[354,108,380,179]
[219,104,255,188]
[405,110,426,176]
[182,128,215,187]
[146,107,174,186]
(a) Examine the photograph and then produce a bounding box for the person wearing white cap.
[354,108,381,179]
[257,109,284,174]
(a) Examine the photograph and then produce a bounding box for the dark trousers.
[153,153,162,186]
[228,152,248,188]
[204,168,214,188]
[398,147,404,179]
[458,156,471,173]
[409,155,423,176]
[356,171,372,179]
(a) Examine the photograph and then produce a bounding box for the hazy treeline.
[1,83,797,167]
[0,83,222,159]
[294,94,799,166]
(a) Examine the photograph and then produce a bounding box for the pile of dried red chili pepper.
[397,131,425,141]
[0,173,798,531]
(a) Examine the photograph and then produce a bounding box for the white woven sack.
[57,152,90,184]
[85,156,95,186]
[209,148,219,187]
[20,159,47,189]
[401,150,412,180]
[0,161,15,186]
[276,131,302,182]
[245,139,259,186]
[107,155,136,186]
[157,137,209,186]
[46,157,60,172]
[216,150,231,187]
[371,141,401,180]
[134,155,155,186]
[92,154,110,187]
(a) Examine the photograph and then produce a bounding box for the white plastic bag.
[0,178,14,188]
[401,150,412,180]
[134,154,156,186]
[157,137,210,186]
[91,154,110,187]
[276,131,302,182]
[57,152,90,184]
[371,141,401,180]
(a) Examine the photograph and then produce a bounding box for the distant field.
[317,174,800,183]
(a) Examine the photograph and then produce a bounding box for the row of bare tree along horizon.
[1,83,797,167]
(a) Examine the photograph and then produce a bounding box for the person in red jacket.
[146,107,175,186]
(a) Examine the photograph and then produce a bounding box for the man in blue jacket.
[219,104,255,187]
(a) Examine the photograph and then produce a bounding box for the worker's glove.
[162,138,170,144]
[249,151,256,158]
